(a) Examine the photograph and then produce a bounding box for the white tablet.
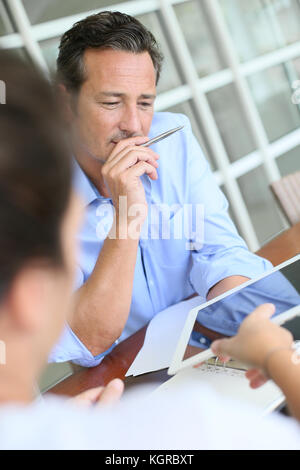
[168,253,300,375]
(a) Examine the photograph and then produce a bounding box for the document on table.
[126,296,204,377]
[151,363,285,415]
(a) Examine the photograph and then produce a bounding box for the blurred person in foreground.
[0,53,300,450]
[0,53,123,409]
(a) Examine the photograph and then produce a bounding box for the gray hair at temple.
[56,10,164,94]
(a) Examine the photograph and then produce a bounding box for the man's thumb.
[211,338,233,358]
[251,303,276,321]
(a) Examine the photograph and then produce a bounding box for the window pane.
[238,165,286,246]
[174,0,225,77]
[220,0,300,63]
[165,100,216,171]
[137,12,182,94]
[293,57,300,75]
[207,83,256,162]
[247,64,300,143]
[275,0,300,46]
[0,2,15,36]
[277,145,300,176]
[22,0,131,25]
[220,184,244,238]
[39,37,59,71]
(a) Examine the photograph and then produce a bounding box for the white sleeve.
[2,384,300,450]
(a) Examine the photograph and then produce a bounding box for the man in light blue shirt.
[50,11,278,367]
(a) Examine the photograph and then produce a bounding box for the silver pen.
[139,125,184,147]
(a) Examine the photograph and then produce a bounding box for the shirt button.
[149,280,154,287]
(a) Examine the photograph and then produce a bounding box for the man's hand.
[245,368,269,389]
[71,378,124,407]
[211,304,294,372]
[101,136,159,219]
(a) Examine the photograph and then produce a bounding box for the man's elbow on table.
[69,285,125,357]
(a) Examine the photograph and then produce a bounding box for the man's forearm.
[70,217,141,356]
[207,275,249,301]
[195,276,250,341]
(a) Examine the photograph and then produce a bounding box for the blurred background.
[1,0,300,388]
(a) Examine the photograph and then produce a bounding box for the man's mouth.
[110,134,139,145]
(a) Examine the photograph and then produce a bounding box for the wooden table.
[50,223,300,397]
[256,222,300,266]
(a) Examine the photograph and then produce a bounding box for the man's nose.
[119,105,143,136]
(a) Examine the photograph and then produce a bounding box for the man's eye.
[102,102,119,106]
[139,102,152,107]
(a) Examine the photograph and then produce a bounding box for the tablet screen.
[181,257,300,365]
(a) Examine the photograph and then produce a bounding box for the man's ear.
[5,267,50,334]
[57,83,76,124]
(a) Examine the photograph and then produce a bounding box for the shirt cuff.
[48,324,118,368]
[190,251,273,299]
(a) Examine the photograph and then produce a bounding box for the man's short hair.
[56,10,164,94]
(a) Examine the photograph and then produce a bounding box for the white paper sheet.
[126,295,204,377]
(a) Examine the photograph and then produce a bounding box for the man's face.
[71,48,157,162]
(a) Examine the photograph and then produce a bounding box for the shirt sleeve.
[181,117,273,329]
[48,266,118,367]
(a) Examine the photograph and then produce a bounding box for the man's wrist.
[108,213,145,240]
[263,347,294,378]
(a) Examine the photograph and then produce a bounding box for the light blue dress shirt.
[49,112,274,367]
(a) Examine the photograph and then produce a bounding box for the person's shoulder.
[0,396,101,449]
[151,112,191,135]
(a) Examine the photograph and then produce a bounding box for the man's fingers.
[211,338,235,359]
[249,303,276,322]
[71,379,124,407]
[217,354,231,363]
[127,160,158,180]
[193,361,205,369]
[108,136,150,161]
[249,375,268,389]
[72,386,105,406]
[96,378,124,406]
[245,368,268,389]
[106,149,159,176]
[107,145,159,167]
[245,368,261,380]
